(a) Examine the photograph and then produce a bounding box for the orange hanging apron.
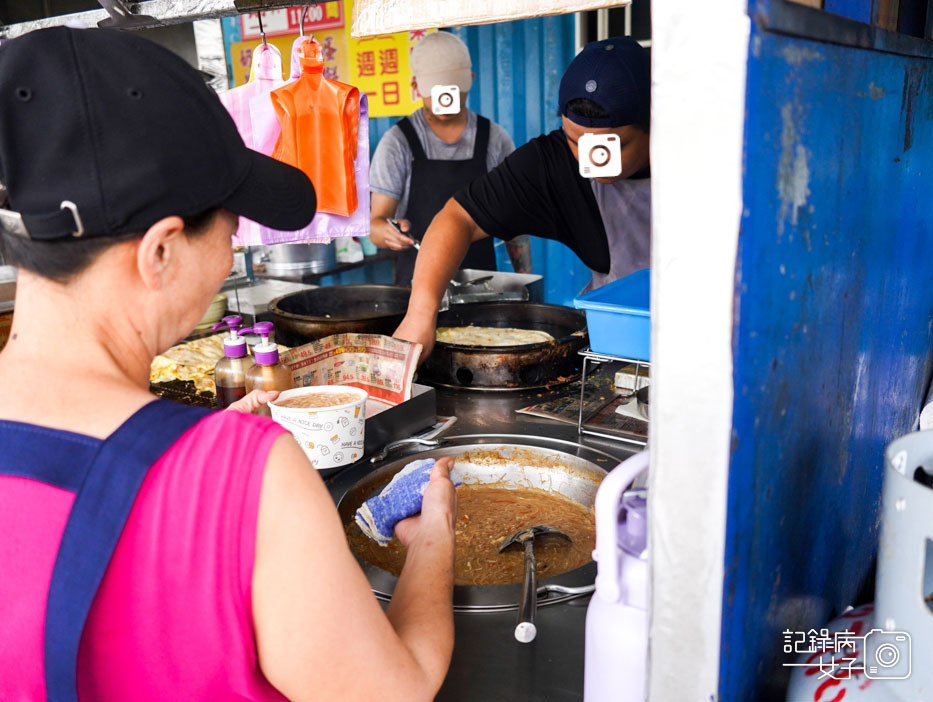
[271,40,360,217]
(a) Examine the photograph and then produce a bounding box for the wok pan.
[419,302,588,391]
[270,284,410,346]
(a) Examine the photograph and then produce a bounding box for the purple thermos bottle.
[584,450,650,702]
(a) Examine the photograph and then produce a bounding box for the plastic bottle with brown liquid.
[212,315,251,409]
[242,321,294,416]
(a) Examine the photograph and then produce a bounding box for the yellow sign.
[346,24,434,116]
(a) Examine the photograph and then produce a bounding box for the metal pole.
[574,11,586,54]
[596,7,609,40]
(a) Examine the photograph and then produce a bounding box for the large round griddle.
[418,302,588,391]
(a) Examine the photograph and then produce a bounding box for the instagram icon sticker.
[578,133,622,179]
[430,84,460,115]
[864,628,911,679]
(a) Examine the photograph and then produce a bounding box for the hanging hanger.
[300,3,319,37]
[247,9,281,84]
[290,4,320,80]
[257,11,267,47]
[299,3,321,39]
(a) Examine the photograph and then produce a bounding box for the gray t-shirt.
[370,109,515,218]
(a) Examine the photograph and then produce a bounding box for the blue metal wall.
[370,16,593,305]
[719,19,933,701]
[824,0,872,23]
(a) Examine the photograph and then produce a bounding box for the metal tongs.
[387,218,419,250]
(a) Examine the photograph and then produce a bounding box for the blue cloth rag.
[354,458,460,546]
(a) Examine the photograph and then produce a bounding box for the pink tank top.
[0,410,289,701]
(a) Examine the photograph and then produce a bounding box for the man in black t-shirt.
[394,37,651,357]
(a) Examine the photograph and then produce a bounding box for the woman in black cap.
[394,37,651,357]
[0,27,455,702]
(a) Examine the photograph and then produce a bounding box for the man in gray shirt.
[369,31,530,285]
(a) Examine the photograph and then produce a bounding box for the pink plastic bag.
[218,44,286,244]
[245,35,311,157]
[218,42,283,144]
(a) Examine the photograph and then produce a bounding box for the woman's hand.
[225,389,279,414]
[395,457,457,547]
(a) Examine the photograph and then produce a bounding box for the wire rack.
[576,348,650,446]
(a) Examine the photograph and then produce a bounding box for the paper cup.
[269,386,368,470]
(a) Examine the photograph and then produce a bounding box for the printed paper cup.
[269,386,368,470]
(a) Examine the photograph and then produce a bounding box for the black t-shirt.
[453,128,610,274]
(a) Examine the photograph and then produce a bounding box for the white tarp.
[351,0,629,37]
[193,19,228,93]
[648,0,749,699]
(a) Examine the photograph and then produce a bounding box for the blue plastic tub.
[573,268,650,360]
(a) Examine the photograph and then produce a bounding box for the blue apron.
[0,399,210,702]
[584,177,651,293]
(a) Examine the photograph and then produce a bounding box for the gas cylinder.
[786,431,933,701]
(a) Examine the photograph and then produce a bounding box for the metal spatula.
[449,275,494,288]
[498,525,572,643]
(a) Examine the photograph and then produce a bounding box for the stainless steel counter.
[432,379,638,457]
[326,367,637,702]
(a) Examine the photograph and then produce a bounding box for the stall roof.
[351,0,629,37]
[0,1,325,39]
[2,0,631,41]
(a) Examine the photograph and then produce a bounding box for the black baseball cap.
[558,36,650,129]
[0,27,316,241]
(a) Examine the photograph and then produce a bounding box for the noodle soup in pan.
[343,447,602,586]
[347,483,595,586]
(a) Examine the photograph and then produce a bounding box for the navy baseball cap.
[0,27,316,241]
[559,37,650,129]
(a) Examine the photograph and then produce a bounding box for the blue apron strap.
[44,399,212,702]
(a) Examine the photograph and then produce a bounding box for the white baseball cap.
[410,31,473,96]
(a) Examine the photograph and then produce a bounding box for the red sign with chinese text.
[241,4,344,40]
